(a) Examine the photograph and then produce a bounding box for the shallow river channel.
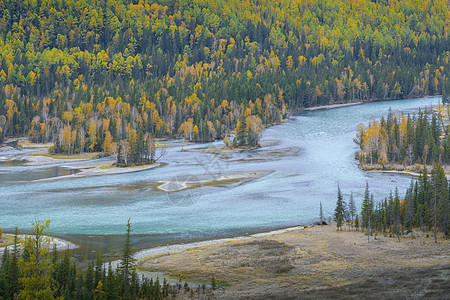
[0,97,439,259]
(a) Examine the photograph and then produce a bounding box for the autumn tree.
[16,219,54,300]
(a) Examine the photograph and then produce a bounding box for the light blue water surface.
[0,97,439,246]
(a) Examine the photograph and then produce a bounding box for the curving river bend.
[0,97,439,257]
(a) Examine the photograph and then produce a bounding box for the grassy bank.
[138,224,449,298]
[0,235,15,248]
[359,162,450,176]
[29,149,102,160]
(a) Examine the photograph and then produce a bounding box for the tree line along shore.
[1,0,450,165]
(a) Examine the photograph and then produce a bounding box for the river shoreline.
[34,162,162,181]
[137,223,450,298]
[302,101,363,111]
[0,95,442,272]
[134,225,304,260]
[0,234,79,255]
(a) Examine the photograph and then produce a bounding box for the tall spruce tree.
[334,185,346,230]
[119,218,136,297]
[361,181,371,231]
[349,192,356,220]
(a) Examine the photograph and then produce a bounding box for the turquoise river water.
[0,97,439,258]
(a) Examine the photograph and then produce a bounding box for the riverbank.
[138,224,449,298]
[302,101,363,111]
[0,234,15,248]
[0,138,163,179]
[34,161,161,181]
[0,234,78,254]
[359,162,450,179]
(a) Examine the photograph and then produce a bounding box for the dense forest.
[353,105,450,238]
[334,165,450,241]
[0,219,205,299]
[355,105,450,168]
[1,0,450,161]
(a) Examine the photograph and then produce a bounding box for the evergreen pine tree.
[10,227,20,297]
[94,251,103,289]
[334,185,346,230]
[361,181,371,231]
[0,247,11,300]
[104,263,118,300]
[392,190,402,242]
[349,192,356,220]
[443,78,449,104]
[405,180,416,236]
[233,115,247,146]
[119,218,136,297]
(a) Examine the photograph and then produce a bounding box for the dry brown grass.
[359,161,450,176]
[0,234,15,248]
[30,149,101,160]
[138,224,450,298]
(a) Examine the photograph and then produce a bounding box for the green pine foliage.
[356,106,450,167]
[0,220,195,299]
[335,165,450,240]
[334,185,346,230]
[1,0,450,156]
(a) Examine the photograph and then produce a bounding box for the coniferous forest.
[0,219,203,300]
[335,169,450,242]
[1,1,450,298]
[1,0,450,161]
[356,105,450,168]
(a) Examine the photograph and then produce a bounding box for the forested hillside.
[355,105,450,168]
[1,0,450,157]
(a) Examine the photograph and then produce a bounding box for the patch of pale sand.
[17,138,53,148]
[137,224,450,297]
[303,101,363,111]
[0,234,78,256]
[156,170,272,192]
[33,162,160,182]
[135,226,304,260]
[0,234,15,248]
[157,181,188,192]
[23,150,108,165]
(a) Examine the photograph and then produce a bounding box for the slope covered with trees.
[335,168,449,242]
[0,220,203,299]
[1,0,450,157]
[355,105,450,169]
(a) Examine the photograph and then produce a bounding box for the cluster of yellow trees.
[1,0,450,155]
[356,105,450,168]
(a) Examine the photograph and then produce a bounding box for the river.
[0,97,439,259]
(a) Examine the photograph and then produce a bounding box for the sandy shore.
[17,139,54,149]
[359,162,450,180]
[34,161,161,182]
[0,234,78,255]
[138,224,450,298]
[134,226,304,260]
[303,102,363,111]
